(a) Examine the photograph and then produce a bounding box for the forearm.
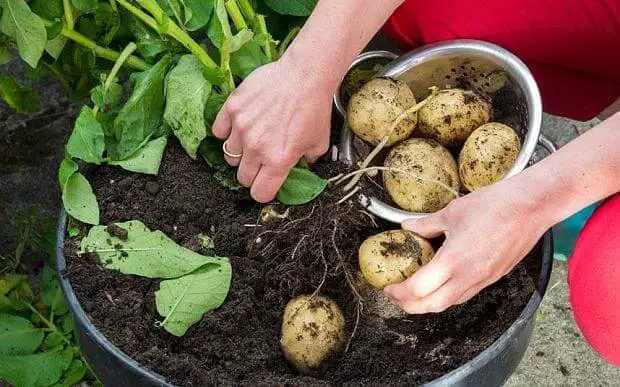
[511,113,620,229]
[282,0,405,94]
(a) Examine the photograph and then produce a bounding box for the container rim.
[56,209,552,385]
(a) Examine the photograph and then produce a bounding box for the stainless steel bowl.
[335,39,555,224]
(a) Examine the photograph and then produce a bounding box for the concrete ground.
[0,68,618,385]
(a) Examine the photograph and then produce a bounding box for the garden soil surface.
[64,139,541,386]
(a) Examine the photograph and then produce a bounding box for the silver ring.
[222,141,242,158]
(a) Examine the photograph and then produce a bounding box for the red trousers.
[385,0,620,365]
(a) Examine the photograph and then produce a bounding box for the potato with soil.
[459,122,521,191]
[347,77,417,146]
[359,230,435,290]
[280,295,346,373]
[418,88,492,146]
[384,138,460,213]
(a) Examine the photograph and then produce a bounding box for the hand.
[384,180,550,314]
[212,55,333,203]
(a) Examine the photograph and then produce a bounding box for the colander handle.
[537,134,557,154]
[333,50,399,118]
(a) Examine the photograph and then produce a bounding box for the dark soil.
[64,139,540,386]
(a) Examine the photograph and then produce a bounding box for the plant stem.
[120,0,218,69]
[255,15,276,62]
[225,0,247,31]
[93,42,138,115]
[278,26,300,58]
[62,0,74,30]
[60,27,149,70]
[237,0,255,22]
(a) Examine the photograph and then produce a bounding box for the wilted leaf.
[109,136,168,175]
[0,74,40,114]
[156,261,231,336]
[164,54,211,158]
[62,172,100,225]
[81,220,226,279]
[66,106,105,164]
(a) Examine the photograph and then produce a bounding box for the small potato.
[280,295,346,373]
[384,138,460,213]
[418,89,492,146]
[458,122,521,191]
[359,230,435,290]
[347,78,417,146]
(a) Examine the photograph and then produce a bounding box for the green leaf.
[45,35,66,59]
[81,220,226,279]
[277,167,327,205]
[0,43,13,65]
[71,0,97,13]
[0,275,34,315]
[0,347,73,387]
[66,106,105,164]
[58,158,78,189]
[230,34,269,79]
[108,136,167,175]
[45,20,63,40]
[264,0,317,16]
[0,313,44,355]
[111,55,172,160]
[0,74,40,114]
[62,172,100,225]
[204,91,227,130]
[59,313,73,334]
[41,330,64,350]
[40,266,69,316]
[155,261,232,336]
[183,0,214,31]
[157,0,183,26]
[30,0,63,19]
[57,359,87,387]
[129,16,180,62]
[90,82,123,112]
[94,3,121,46]
[0,0,47,68]
[164,54,211,159]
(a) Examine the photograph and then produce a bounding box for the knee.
[568,194,620,366]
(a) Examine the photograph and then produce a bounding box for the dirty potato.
[359,230,435,289]
[458,122,521,191]
[280,295,346,373]
[418,88,492,146]
[383,138,460,213]
[347,77,417,146]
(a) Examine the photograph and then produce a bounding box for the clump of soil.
[64,140,540,386]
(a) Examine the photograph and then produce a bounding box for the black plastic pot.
[57,210,554,387]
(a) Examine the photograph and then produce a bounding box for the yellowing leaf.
[62,172,100,225]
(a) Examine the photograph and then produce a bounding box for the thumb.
[402,211,446,239]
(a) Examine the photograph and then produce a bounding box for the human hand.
[384,180,550,314]
[212,55,333,203]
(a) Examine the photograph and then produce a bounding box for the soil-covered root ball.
[459,122,521,191]
[383,138,460,213]
[359,230,435,290]
[418,88,492,146]
[347,77,417,146]
[280,295,346,374]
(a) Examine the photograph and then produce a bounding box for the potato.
[347,77,417,146]
[280,295,346,373]
[458,122,521,191]
[359,230,435,290]
[383,138,460,213]
[418,88,492,146]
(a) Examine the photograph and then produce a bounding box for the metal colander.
[334,40,555,224]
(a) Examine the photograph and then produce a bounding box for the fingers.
[251,164,290,203]
[212,103,232,140]
[223,132,243,167]
[384,249,453,300]
[388,278,470,314]
[237,152,261,188]
[402,211,447,239]
[304,139,330,164]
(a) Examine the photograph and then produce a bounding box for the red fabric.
[384,0,620,121]
[568,193,620,366]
